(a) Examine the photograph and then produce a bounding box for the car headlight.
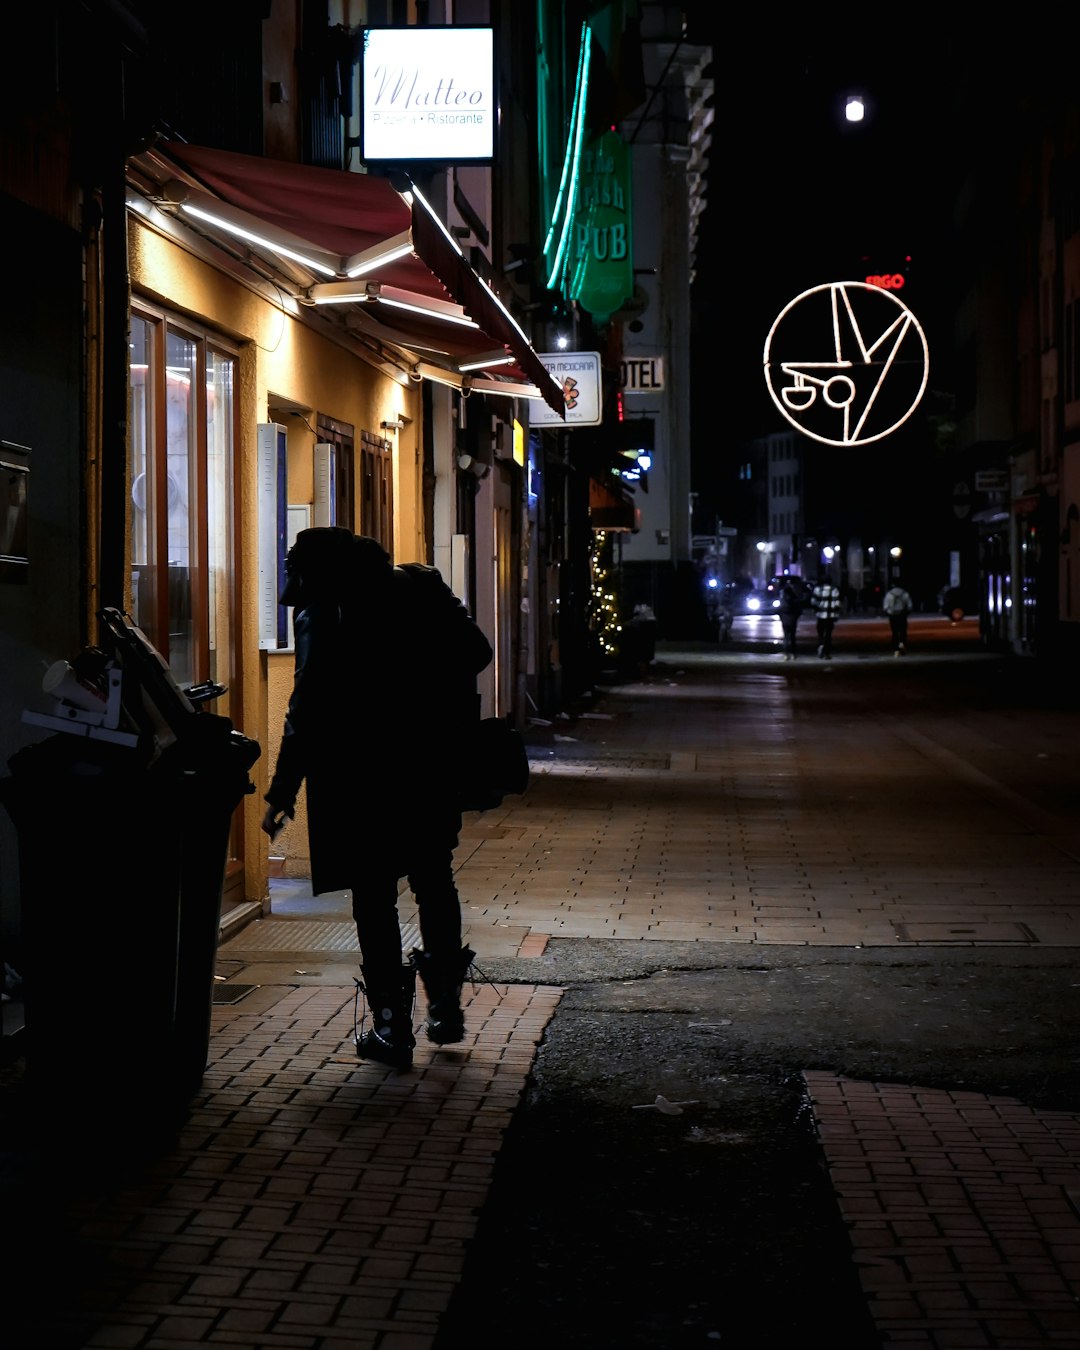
[746,596,760,612]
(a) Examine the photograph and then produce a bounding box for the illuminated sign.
[619,449,651,483]
[360,27,495,163]
[866,273,906,290]
[567,131,633,320]
[763,282,929,447]
[528,351,603,426]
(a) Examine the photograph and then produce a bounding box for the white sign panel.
[974,469,1008,492]
[619,356,665,391]
[528,352,603,427]
[360,27,495,163]
[256,422,287,651]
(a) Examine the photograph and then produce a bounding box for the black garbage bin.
[0,609,259,1144]
[620,612,657,676]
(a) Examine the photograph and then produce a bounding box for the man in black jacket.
[261,528,493,1069]
[777,578,805,659]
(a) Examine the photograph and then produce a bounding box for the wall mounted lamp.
[457,453,490,479]
[380,418,406,431]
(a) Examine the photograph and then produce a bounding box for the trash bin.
[620,605,657,676]
[0,608,259,1144]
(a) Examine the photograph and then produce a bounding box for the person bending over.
[262,528,493,1069]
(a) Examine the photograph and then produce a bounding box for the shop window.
[129,307,244,899]
[128,310,238,713]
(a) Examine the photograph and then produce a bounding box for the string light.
[589,530,622,656]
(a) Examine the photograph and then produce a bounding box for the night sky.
[681,21,967,504]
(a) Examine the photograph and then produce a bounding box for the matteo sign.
[359,26,495,163]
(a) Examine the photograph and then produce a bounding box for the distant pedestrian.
[882,583,914,655]
[713,589,734,643]
[811,576,842,659]
[777,578,805,659]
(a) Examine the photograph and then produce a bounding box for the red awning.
[146,142,565,416]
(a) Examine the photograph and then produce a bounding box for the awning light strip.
[179,201,338,276]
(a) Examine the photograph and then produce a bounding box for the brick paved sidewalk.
[4,639,1080,1347]
[806,1073,1080,1348]
[3,979,563,1349]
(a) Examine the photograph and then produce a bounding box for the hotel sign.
[619,356,665,391]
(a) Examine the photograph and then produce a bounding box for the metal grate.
[219,918,421,954]
[212,983,258,1005]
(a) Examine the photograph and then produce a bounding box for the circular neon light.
[763,281,929,447]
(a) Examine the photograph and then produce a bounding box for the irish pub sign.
[569,130,633,320]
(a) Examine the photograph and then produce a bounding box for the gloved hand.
[261,803,294,840]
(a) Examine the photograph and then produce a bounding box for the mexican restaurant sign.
[528,351,603,427]
[568,130,633,320]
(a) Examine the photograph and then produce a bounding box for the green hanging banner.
[568,130,633,320]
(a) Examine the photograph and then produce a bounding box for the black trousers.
[816,617,836,656]
[352,848,463,985]
[888,613,909,649]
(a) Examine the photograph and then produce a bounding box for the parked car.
[723,577,766,614]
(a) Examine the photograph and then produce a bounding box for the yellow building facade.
[128,203,425,922]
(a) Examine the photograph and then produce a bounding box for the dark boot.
[356,964,417,1069]
[410,946,475,1045]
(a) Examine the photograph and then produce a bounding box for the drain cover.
[212,983,258,1005]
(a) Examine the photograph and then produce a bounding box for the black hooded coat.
[266,528,493,894]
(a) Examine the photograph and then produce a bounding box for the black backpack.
[395,564,529,812]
